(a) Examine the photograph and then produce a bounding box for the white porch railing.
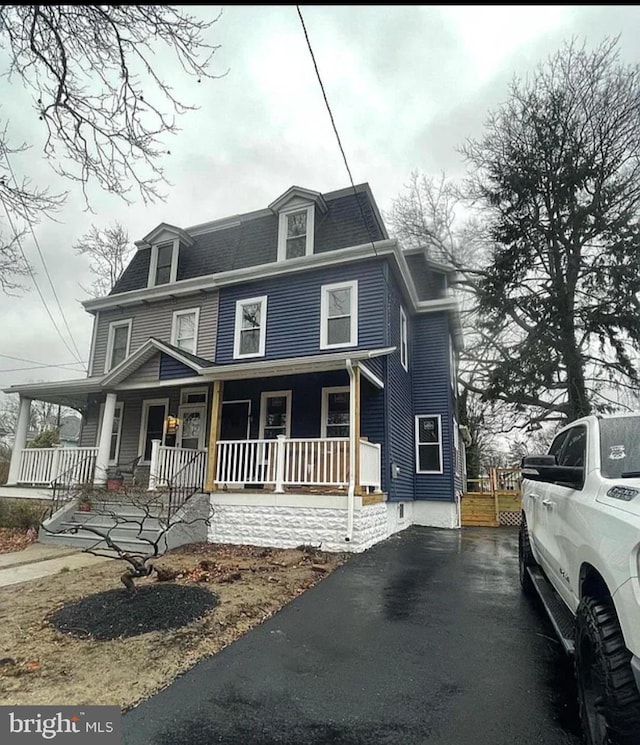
[17,447,99,485]
[360,439,382,490]
[149,441,208,490]
[215,436,381,492]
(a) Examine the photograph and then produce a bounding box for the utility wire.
[0,193,84,366]
[296,6,385,262]
[0,352,86,372]
[2,150,85,366]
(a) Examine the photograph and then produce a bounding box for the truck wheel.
[575,596,640,745]
[518,517,536,595]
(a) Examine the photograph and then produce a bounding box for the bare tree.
[0,5,222,292]
[388,172,523,477]
[74,222,132,297]
[42,485,213,594]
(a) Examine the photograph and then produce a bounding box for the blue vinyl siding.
[360,375,386,492]
[223,371,349,439]
[383,268,415,501]
[411,312,455,501]
[159,353,198,380]
[216,260,387,363]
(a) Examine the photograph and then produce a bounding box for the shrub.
[0,498,49,529]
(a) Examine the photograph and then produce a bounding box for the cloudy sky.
[1,4,639,398]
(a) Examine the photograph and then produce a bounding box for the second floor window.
[234,296,267,358]
[415,415,443,474]
[320,280,358,349]
[155,243,173,285]
[172,308,199,354]
[105,319,132,372]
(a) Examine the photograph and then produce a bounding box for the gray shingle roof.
[111,184,387,295]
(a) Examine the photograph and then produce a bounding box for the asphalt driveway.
[123,526,582,745]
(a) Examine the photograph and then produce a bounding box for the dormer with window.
[269,186,328,262]
[134,223,194,289]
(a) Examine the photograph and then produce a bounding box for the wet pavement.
[123,526,582,745]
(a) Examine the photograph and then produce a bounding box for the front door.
[220,401,251,440]
[178,405,206,450]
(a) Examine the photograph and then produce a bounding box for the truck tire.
[518,517,536,595]
[575,596,640,745]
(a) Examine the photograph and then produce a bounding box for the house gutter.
[346,358,356,542]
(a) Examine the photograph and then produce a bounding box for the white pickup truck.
[520,414,640,745]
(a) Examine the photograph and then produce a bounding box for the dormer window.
[277,205,314,261]
[146,236,181,288]
[155,243,173,285]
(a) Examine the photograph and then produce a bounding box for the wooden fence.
[461,467,521,527]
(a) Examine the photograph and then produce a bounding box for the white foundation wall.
[412,500,460,529]
[209,494,389,553]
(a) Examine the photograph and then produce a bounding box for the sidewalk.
[0,543,110,587]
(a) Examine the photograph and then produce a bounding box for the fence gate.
[461,467,522,528]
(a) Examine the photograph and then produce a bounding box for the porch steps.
[460,495,500,528]
[40,501,171,555]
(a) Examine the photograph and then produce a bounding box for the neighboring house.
[3,183,464,551]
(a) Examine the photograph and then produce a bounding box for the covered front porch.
[4,347,388,502]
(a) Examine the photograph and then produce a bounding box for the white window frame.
[259,390,292,439]
[277,204,315,261]
[147,238,179,288]
[320,280,358,350]
[234,295,268,359]
[138,398,169,463]
[321,386,350,439]
[97,401,124,466]
[104,318,132,373]
[180,386,208,406]
[171,307,200,354]
[400,306,408,371]
[415,414,444,474]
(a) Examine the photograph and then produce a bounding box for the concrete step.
[39,529,158,555]
[66,512,167,531]
[59,520,162,543]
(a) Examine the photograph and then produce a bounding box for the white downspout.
[346,359,356,542]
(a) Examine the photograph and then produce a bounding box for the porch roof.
[1,377,102,410]
[201,347,396,383]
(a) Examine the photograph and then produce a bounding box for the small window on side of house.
[415,415,443,474]
[400,306,408,371]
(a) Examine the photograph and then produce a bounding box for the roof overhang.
[201,347,395,382]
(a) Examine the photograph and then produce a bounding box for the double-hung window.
[105,319,132,372]
[155,243,173,285]
[277,206,314,261]
[415,415,443,474]
[322,387,350,438]
[171,308,199,354]
[234,296,267,358]
[97,402,124,465]
[320,281,358,349]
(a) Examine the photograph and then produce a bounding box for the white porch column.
[94,392,117,486]
[7,396,31,485]
[148,439,161,491]
[274,435,286,493]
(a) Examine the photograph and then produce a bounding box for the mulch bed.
[47,584,219,641]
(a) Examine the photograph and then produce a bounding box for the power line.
[296,7,390,268]
[2,150,85,365]
[0,352,86,372]
[0,194,84,366]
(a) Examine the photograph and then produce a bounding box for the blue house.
[4,183,467,552]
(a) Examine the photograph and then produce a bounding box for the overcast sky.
[1,4,639,398]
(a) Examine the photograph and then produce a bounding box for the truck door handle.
[542,499,553,508]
